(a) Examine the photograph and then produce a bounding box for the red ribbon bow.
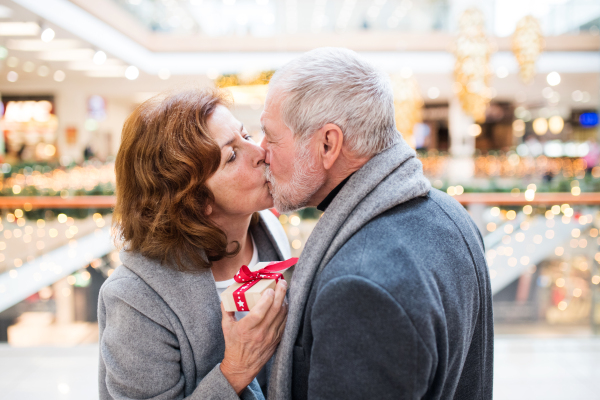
[232,257,298,312]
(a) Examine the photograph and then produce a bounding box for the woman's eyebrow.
[221,137,235,149]
[220,124,244,149]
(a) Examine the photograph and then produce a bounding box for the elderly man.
[260,47,493,400]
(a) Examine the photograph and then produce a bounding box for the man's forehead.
[264,88,284,111]
[261,95,280,127]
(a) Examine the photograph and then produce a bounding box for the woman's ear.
[205,204,213,216]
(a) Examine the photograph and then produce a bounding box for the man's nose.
[260,136,271,165]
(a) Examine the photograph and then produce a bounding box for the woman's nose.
[250,141,266,168]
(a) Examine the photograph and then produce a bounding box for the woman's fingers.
[221,302,237,328]
[220,280,290,389]
[264,280,287,325]
[245,288,275,328]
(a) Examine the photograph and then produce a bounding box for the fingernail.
[280,280,288,288]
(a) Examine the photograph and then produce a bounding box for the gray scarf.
[268,139,432,399]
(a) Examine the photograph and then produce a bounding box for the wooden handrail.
[0,196,116,209]
[453,192,600,205]
[0,192,599,209]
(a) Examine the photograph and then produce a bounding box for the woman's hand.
[220,279,288,395]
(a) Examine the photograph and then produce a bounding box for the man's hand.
[220,279,288,395]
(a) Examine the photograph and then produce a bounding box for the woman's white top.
[214,235,258,320]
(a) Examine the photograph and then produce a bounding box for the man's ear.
[317,123,343,170]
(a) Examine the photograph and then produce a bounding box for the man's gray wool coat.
[268,140,494,400]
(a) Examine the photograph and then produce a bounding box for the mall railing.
[1,192,600,330]
[451,192,600,331]
[0,197,114,312]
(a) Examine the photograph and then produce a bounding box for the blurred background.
[0,0,598,398]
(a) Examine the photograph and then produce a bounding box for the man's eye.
[244,135,251,141]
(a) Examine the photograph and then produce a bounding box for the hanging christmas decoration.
[391,72,423,148]
[452,8,493,123]
[512,15,544,84]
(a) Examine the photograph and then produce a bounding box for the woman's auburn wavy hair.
[113,87,251,272]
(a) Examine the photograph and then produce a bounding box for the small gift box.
[221,258,298,312]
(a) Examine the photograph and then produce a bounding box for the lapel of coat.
[268,141,431,399]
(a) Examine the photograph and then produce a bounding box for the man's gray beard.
[265,144,325,214]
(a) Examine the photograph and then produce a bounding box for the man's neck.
[309,157,370,207]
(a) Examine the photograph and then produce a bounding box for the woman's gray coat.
[98,210,291,400]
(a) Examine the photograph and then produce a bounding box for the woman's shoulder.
[99,263,157,307]
[100,264,143,293]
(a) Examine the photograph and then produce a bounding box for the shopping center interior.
[0,0,599,398]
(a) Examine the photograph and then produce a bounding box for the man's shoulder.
[316,188,482,301]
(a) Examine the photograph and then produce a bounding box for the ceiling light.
[532,117,548,135]
[427,87,440,99]
[548,116,564,134]
[496,66,508,78]
[581,92,590,103]
[6,56,18,68]
[85,70,127,78]
[542,87,553,99]
[571,90,583,102]
[468,124,482,137]
[39,49,94,61]
[7,39,82,51]
[7,71,18,82]
[41,28,55,43]
[23,61,35,72]
[0,46,7,59]
[93,50,107,65]
[158,68,170,80]
[37,65,49,76]
[67,60,122,71]
[546,71,560,86]
[0,22,40,36]
[125,66,139,80]
[53,70,66,82]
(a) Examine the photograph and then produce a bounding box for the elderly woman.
[98,87,290,400]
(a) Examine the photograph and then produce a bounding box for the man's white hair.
[269,47,400,158]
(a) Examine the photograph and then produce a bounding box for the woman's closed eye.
[227,149,236,163]
[227,135,253,162]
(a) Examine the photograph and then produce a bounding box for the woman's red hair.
[113,87,246,271]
